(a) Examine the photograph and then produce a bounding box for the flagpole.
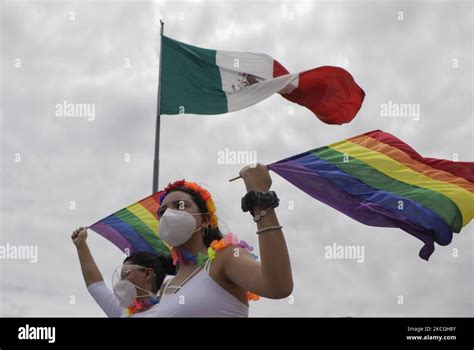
[153,20,164,193]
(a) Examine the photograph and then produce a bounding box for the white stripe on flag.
[225,73,300,112]
[216,50,275,83]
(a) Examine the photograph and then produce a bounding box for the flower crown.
[159,180,218,229]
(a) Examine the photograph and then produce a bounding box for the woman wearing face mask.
[153,163,293,317]
[71,227,176,317]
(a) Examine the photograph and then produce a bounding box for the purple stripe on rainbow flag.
[268,160,436,260]
[90,191,170,256]
[267,130,473,260]
[101,214,156,253]
[291,152,453,246]
[89,221,132,253]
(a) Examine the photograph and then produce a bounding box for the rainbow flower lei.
[126,297,159,316]
[171,232,260,302]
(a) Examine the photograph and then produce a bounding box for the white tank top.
[154,259,249,317]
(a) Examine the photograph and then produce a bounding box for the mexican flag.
[159,35,365,125]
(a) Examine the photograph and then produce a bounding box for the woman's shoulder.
[210,233,258,268]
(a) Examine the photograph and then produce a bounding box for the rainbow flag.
[268,130,474,260]
[89,191,171,256]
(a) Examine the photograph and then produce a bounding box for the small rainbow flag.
[268,130,474,260]
[89,191,171,256]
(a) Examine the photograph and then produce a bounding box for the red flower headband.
[159,180,218,228]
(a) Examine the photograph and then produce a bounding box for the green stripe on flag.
[115,209,170,256]
[313,146,463,232]
[160,35,228,115]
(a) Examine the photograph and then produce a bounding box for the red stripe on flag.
[359,130,474,183]
[273,61,365,125]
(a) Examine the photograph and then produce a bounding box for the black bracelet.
[241,191,280,216]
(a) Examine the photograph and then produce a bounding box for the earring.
[203,226,210,236]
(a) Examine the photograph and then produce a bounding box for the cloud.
[1,0,472,317]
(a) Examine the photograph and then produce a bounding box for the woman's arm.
[71,227,104,287]
[87,281,123,318]
[72,227,123,317]
[223,164,293,299]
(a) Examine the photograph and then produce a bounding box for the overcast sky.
[1,0,472,317]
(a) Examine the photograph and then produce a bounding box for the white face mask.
[112,265,155,308]
[157,209,202,247]
[113,279,155,308]
[113,279,139,308]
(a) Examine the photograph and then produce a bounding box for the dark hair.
[168,186,224,247]
[124,252,176,292]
